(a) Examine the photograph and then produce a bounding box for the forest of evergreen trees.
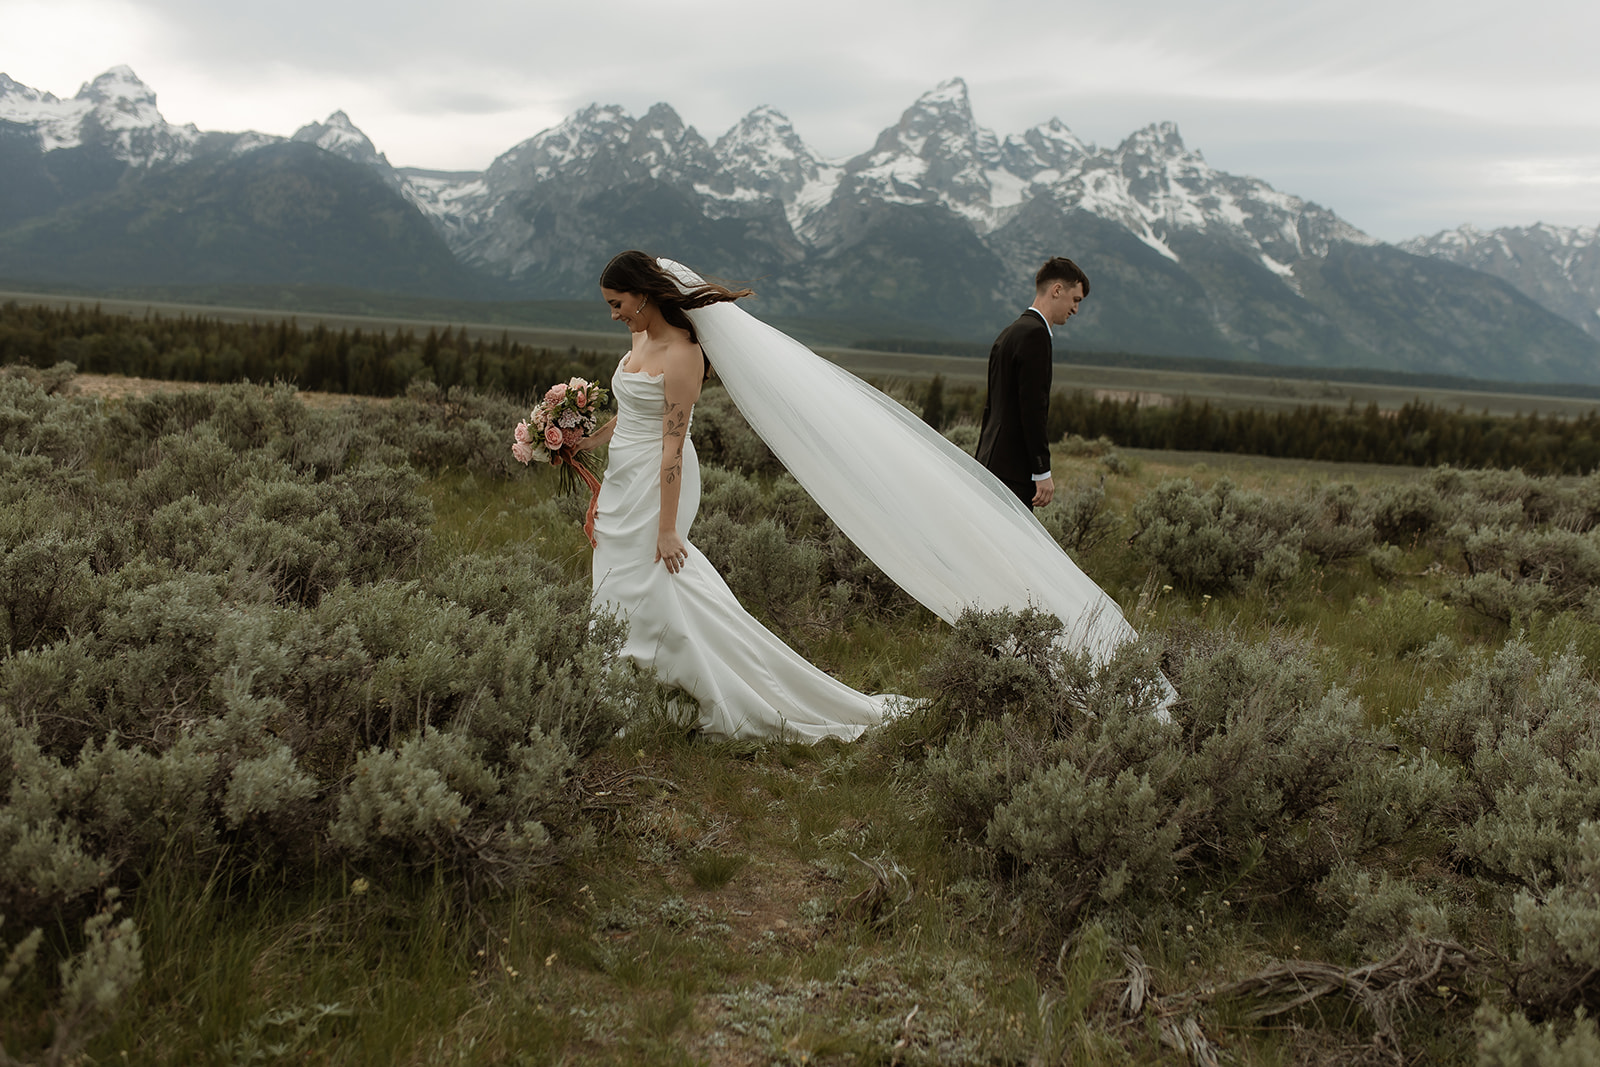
[6,299,1600,476]
[0,300,616,400]
[1040,390,1600,476]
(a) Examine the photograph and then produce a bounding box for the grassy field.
[6,364,1600,1065]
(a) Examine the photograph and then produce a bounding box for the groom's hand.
[1032,476,1054,507]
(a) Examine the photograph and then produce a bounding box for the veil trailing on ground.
[668,261,1167,694]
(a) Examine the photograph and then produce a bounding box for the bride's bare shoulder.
[660,337,706,374]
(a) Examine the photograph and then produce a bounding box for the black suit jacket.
[976,310,1053,483]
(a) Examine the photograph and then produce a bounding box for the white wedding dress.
[591,358,898,742]
[590,260,1171,742]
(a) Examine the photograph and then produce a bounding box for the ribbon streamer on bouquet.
[558,449,603,548]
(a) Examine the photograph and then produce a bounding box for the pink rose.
[545,383,568,405]
[562,426,582,447]
[573,386,588,408]
[544,424,564,450]
[512,441,535,464]
[514,420,531,444]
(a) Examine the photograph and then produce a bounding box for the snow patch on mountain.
[709,104,844,232]
[292,111,389,168]
[1402,221,1600,340]
[229,132,282,157]
[0,66,202,165]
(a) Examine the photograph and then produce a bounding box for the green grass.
[8,433,1566,1066]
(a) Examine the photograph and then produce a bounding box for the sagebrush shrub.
[1299,481,1376,563]
[942,424,979,455]
[330,724,573,886]
[1131,476,1306,592]
[1370,481,1447,545]
[914,612,1433,931]
[1406,639,1600,1007]
[0,375,657,925]
[1316,865,1453,955]
[1037,479,1119,553]
[1448,526,1600,622]
[1476,1006,1600,1067]
[698,466,765,524]
[1508,820,1600,1015]
[987,760,1182,921]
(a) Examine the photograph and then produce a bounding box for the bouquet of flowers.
[513,377,611,545]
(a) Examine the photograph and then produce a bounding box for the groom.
[976,257,1090,509]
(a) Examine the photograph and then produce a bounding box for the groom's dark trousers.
[976,309,1053,509]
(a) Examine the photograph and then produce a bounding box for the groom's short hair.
[1036,257,1090,297]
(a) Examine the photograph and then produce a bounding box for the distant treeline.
[0,300,618,400]
[1044,390,1600,476]
[6,301,1600,474]
[862,336,1600,402]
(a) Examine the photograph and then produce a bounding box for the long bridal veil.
[669,261,1168,700]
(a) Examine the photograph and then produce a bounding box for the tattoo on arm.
[662,402,687,486]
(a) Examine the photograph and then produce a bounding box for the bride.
[580,251,1163,742]
[582,251,896,741]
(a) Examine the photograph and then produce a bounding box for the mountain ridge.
[3,68,1598,382]
[1401,222,1600,343]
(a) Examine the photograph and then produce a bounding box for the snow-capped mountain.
[1401,223,1600,342]
[292,111,389,170]
[405,77,1378,299]
[833,80,1377,275]
[0,66,207,167]
[3,67,1598,382]
[0,66,1390,292]
[707,105,841,233]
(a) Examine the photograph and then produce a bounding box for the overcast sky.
[3,0,1596,242]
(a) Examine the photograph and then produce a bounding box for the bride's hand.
[578,417,617,452]
[655,530,689,574]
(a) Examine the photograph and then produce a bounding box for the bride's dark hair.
[600,250,754,345]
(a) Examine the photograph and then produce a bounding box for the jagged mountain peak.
[739,103,789,125]
[630,102,705,153]
[708,104,835,217]
[0,72,52,101]
[1002,118,1091,178]
[0,65,198,162]
[490,103,631,178]
[628,103,713,178]
[888,77,980,144]
[637,101,685,128]
[854,78,993,170]
[714,105,817,174]
[1117,121,1189,157]
[716,104,802,149]
[77,65,156,107]
[572,102,630,128]
[292,111,388,169]
[919,77,972,108]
